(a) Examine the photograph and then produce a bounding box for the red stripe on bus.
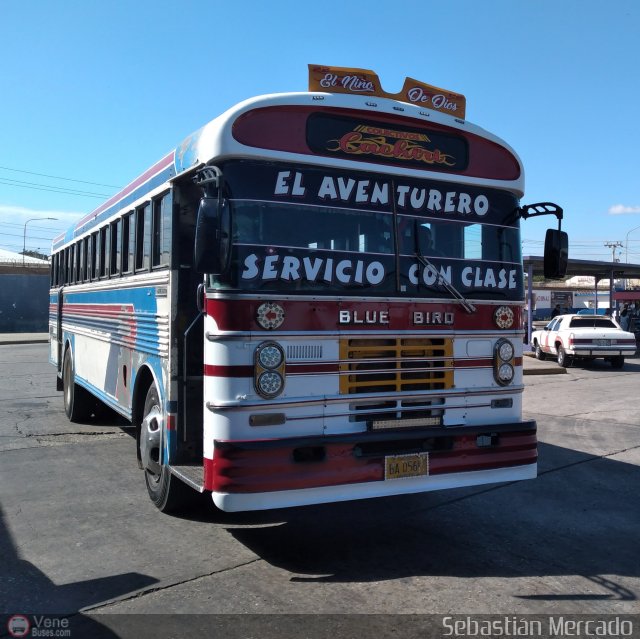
[204,365,253,377]
[206,299,521,333]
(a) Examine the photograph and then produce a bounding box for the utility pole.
[604,241,623,314]
[604,241,623,262]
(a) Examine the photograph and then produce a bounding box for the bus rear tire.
[63,348,92,423]
[140,384,197,513]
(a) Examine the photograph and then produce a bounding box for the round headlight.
[257,371,284,397]
[497,363,514,384]
[497,340,515,362]
[258,343,284,369]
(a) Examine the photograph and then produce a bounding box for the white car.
[530,314,637,368]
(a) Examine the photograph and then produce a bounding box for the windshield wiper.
[414,220,476,314]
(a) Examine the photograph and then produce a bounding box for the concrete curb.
[0,333,49,345]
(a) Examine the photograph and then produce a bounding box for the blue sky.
[2,0,639,262]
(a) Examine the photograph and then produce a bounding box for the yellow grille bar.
[339,337,454,395]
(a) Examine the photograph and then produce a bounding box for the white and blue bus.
[50,66,567,513]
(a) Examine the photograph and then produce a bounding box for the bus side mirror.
[194,197,231,274]
[543,228,568,279]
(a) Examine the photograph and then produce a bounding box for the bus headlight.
[257,371,284,397]
[494,338,515,386]
[257,343,284,369]
[497,363,515,384]
[254,341,286,398]
[497,340,515,362]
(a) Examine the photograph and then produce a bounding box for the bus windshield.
[209,160,523,300]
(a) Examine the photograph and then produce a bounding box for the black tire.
[140,384,197,513]
[610,356,625,369]
[535,343,545,360]
[557,344,570,368]
[62,348,92,422]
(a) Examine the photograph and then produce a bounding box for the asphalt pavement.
[2,340,639,630]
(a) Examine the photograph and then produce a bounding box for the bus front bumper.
[204,421,537,511]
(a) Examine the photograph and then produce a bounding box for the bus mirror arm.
[517,202,564,232]
[516,202,568,280]
[193,166,232,275]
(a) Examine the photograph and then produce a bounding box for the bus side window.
[91,232,98,280]
[70,244,75,284]
[110,220,121,276]
[100,227,109,278]
[83,237,90,281]
[151,193,171,268]
[122,213,133,274]
[78,240,84,283]
[135,203,151,272]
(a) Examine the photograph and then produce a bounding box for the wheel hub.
[140,406,163,475]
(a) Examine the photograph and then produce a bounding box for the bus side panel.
[60,278,170,420]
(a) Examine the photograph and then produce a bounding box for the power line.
[0,231,60,241]
[0,177,110,199]
[0,165,121,189]
[0,220,71,231]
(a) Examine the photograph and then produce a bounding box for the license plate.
[594,339,611,346]
[385,453,429,480]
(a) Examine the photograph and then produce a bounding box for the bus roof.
[53,67,523,252]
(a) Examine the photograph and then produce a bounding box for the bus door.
[175,182,204,462]
[55,287,64,390]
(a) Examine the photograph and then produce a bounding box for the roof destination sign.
[308,64,467,119]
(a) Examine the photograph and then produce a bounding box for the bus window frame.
[99,226,109,279]
[110,219,121,277]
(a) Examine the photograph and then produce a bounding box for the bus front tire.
[140,384,197,514]
[62,348,92,423]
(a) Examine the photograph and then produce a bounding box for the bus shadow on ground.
[0,506,157,627]
[223,442,639,600]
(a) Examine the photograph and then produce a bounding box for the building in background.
[0,248,50,332]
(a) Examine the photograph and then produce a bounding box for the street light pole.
[22,217,58,266]
[624,224,640,290]
[625,224,640,263]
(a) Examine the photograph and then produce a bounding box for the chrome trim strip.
[206,330,524,341]
[206,386,522,411]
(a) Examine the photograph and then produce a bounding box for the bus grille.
[339,337,454,395]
